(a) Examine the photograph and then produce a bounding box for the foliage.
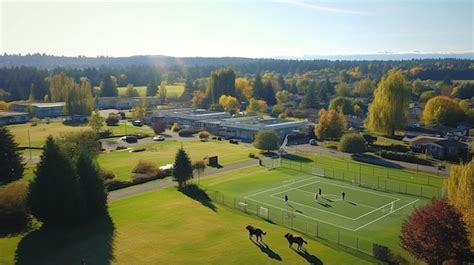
[314,109,347,140]
[146,81,158,97]
[0,100,10,111]
[252,73,264,100]
[192,160,206,179]
[451,82,474,99]
[329,97,354,114]
[336,74,347,97]
[173,148,193,189]
[191,90,205,107]
[66,77,94,115]
[151,121,166,134]
[0,181,30,231]
[47,73,75,102]
[0,127,24,183]
[178,128,201,137]
[76,153,108,217]
[56,130,101,161]
[339,133,366,154]
[100,74,118,97]
[89,109,105,133]
[133,160,158,175]
[124,84,139,98]
[353,78,374,97]
[235,77,252,101]
[218,95,240,113]
[275,90,289,105]
[445,162,474,246]
[400,198,470,264]
[132,100,146,120]
[158,81,167,102]
[105,113,119,126]
[380,151,432,166]
[198,131,210,140]
[299,81,320,109]
[422,96,465,126]
[204,68,236,106]
[419,90,440,102]
[28,137,84,227]
[253,130,279,152]
[246,98,267,114]
[171,123,181,132]
[365,69,411,136]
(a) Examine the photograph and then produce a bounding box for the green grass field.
[117,83,184,98]
[8,121,154,147]
[98,139,259,180]
[200,165,430,257]
[0,187,378,265]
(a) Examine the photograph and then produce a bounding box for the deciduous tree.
[246,98,267,114]
[329,97,354,114]
[235,77,252,101]
[339,133,366,154]
[422,96,464,126]
[89,110,105,133]
[314,109,347,140]
[365,69,411,136]
[253,131,279,153]
[158,81,167,103]
[400,198,470,264]
[219,95,240,113]
[124,83,139,98]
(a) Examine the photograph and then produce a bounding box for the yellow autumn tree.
[422,96,464,127]
[218,95,240,113]
[246,98,267,114]
[444,161,474,246]
[314,109,347,140]
[235,78,252,101]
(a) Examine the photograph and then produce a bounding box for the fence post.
[337,231,340,244]
[356,237,359,251]
[316,223,319,237]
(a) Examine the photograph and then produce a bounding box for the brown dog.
[284,233,307,251]
[246,225,266,241]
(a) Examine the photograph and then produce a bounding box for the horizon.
[1,0,473,58]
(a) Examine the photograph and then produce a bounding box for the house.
[407,102,423,125]
[65,114,89,123]
[0,111,30,125]
[404,125,442,138]
[407,135,469,161]
[10,102,65,118]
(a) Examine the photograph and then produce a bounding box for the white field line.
[352,198,400,220]
[244,176,317,198]
[293,188,377,210]
[353,199,420,231]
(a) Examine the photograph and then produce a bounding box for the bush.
[362,134,377,145]
[104,179,133,191]
[339,133,367,154]
[100,168,116,180]
[98,130,112,139]
[131,170,168,184]
[105,114,119,126]
[0,182,30,232]
[116,146,127,150]
[380,151,433,166]
[373,144,410,153]
[248,152,257,158]
[171,123,181,132]
[178,128,201,137]
[30,118,40,126]
[133,160,158,175]
[199,131,210,140]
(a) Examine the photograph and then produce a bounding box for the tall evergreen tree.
[277,74,287,91]
[28,137,84,227]
[252,73,265,100]
[100,74,118,97]
[300,81,319,109]
[263,81,277,106]
[173,148,193,189]
[0,127,24,183]
[76,153,108,217]
[204,68,236,106]
[146,81,158,97]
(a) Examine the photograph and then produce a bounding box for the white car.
[153,135,165,141]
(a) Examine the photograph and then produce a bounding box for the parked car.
[121,135,138,143]
[132,120,143,127]
[153,135,165,141]
[309,139,318,146]
[229,139,240,144]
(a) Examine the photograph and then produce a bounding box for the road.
[108,158,258,201]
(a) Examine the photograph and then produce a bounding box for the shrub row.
[178,128,201,137]
[373,144,410,153]
[380,151,433,166]
[105,170,170,191]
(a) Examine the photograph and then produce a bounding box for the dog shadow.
[292,248,323,265]
[251,239,282,261]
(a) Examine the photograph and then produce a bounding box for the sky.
[0,0,473,58]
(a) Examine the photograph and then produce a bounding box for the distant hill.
[0,53,472,69]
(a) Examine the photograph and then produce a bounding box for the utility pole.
[28,129,32,161]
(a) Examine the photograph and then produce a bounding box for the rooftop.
[12,102,65,108]
[0,111,29,117]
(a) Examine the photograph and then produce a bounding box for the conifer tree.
[77,153,108,218]
[28,137,84,227]
[173,148,193,189]
[0,127,24,183]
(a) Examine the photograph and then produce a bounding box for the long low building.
[97,97,161,110]
[152,108,231,127]
[0,111,30,125]
[10,102,65,118]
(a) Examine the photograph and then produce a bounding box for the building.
[10,102,65,118]
[407,135,469,161]
[96,97,160,110]
[216,116,307,141]
[151,108,231,127]
[0,111,30,125]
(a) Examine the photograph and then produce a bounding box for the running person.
[318,188,322,196]
[342,191,345,200]
[285,195,289,204]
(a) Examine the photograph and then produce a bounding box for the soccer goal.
[259,207,269,219]
[260,157,282,169]
[282,179,295,187]
[311,167,325,177]
[381,202,395,213]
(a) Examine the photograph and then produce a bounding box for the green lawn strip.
[98,140,259,180]
[117,83,184,98]
[0,187,377,265]
[117,86,147,97]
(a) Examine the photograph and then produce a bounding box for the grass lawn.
[117,83,184,98]
[98,139,259,180]
[7,121,154,147]
[0,187,377,265]
[200,166,428,258]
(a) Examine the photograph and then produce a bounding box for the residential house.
[407,135,469,161]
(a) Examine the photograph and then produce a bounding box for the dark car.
[309,139,318,146]
[132,120,143,127]
[121,135,138,143]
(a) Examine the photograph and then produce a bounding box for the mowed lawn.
[117,83,184,98]
[8,121,154,147]
[200,166,428,254]
[98,140,260,180]
[0,187,377,265]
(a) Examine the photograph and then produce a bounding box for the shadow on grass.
[251,240,282,261]
[317,201,332,208]
[180,184,217,212]
[352,154,403,169]
[15,214,115,265]
[0,217,32,238]
[291,248,323,265]
[281,154,313,163]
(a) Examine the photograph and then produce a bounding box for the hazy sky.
[1,0,472,58]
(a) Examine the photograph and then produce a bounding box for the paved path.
[108,159,258,201]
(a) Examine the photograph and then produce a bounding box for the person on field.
[314,193,318,201]
[285,195,289,204]
[342,191,345,200]
[318,188,322,196]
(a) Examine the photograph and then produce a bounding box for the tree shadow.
[292,248,323,265]
[251,239,282,261]
[180,184,217,212]
[15,214,115,265]
[281,154,313,163]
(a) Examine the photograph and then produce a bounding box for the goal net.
[282,179,295,187]
[381,202,395,213]
[260,157,282,169]
[259,207,269,219]
[311,167,325,177]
